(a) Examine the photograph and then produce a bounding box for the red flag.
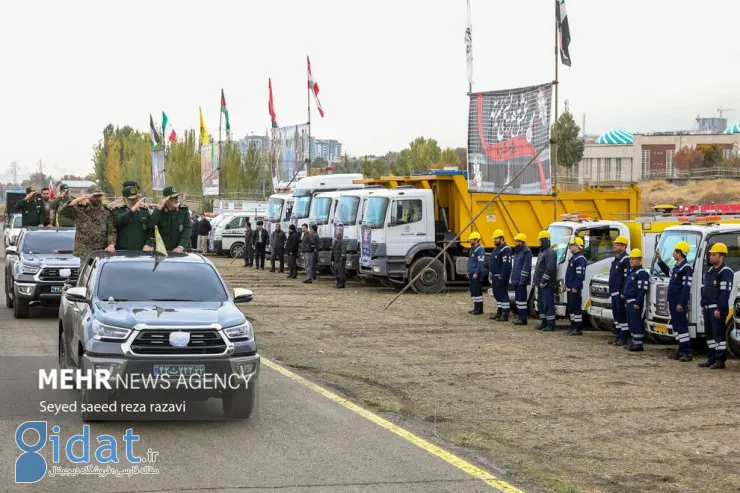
[49,179,55,199]
[268,78,278,128]
[307,56,324,118]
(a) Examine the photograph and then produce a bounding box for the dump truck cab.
[265,192,295,249]
[308,190,344,269]
[646,220,740,343]
[334,187,386,275]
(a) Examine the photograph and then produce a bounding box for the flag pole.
[218,93,222,200]
[552,0,560,222]
[307,57,312,177]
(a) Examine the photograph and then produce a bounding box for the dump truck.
[353,170,641,294]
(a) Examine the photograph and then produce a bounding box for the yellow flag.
[199,106,210,145]
[153,226,168,272]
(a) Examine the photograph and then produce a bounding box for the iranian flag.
[162,111,176,142]
[307,56,324,118]
[556,0,572,67]
[49,178,55,200]
[221,89,231,139]
[268,78,278,128]
[150,114,162,150]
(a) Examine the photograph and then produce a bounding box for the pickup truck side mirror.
[233,288,253,303]
[65,286,88,303]
[5,246,18,255]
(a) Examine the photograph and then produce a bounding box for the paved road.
[0,249,513,493]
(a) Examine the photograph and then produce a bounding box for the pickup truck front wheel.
[409,257,445,294]
[222,381,257,419]
[13,292,29,319]
[5,278,13,309]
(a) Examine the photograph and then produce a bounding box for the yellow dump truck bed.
[356,172,641,249]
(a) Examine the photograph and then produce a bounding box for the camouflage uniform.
[50,184,75,227]
[58,184,117,269]
[150,185,192,251]
[112,185,153,250]
[15,186,47,227]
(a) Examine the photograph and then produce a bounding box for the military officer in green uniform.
[50,183,75,227]
[150,185,191,252]
[15,186,47,227]
[111,185,154,251]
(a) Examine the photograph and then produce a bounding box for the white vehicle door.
[386,196,428,258]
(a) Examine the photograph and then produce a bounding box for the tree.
[454,148,468,169]
[440,147,459,167]
[675,146,704,169]
[61,174,84,181]
[165,130,201,197]
[553,111,584,167]
[697,144,722,167]
[312,157,328,168]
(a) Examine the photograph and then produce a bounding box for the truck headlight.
[224,321,253,341]
[20,265,39,275]
[91,319,132,341]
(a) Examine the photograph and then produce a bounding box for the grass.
[641,179,740,210]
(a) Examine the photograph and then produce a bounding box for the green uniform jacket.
[150,206,191,251]
[58,201,117,258]
[15,197,47,227]
[112,205,154,250]
[50,196,75,227]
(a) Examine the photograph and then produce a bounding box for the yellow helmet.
[514,233,527,242]
[674,241,690,255]
[569,237,584,247]
[538,230,551,240]
[492,229,505,238]
[709,242,728,254]
[468,232,482,241]
[629,248,643,259]
[614,235,629,245]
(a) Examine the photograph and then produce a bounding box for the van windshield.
[267,197,284,222]
[363,197,388,229]
[293,196,311,219]
[309,197,332,225]
[337,196,360,224]
[651,231,702,276]
[548,225,574,264]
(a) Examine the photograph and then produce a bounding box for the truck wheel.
[13,297,29,319]
[229,242,244,259]
[409,258,445,294]
[58,326,75,371]
[5,280,13,309]
[726,322,740,359]
[80,358,107,422]
[222,382,257,419]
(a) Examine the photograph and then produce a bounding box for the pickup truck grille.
[655,285,669,317]
[39,267,79,281]
[130,329,227,355]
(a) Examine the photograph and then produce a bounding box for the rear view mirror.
[234,288,253,303]
[65,286,87,303]
[5,246,18,255]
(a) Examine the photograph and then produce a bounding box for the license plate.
[50,286,63,294]
[654,324,668,334]
[590,307,603,317]
[153,365,205,377]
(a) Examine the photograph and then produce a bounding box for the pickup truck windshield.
[267,197,284,222]
[337,196,360,224]
[22,232,75,254]
[97,262,229,302]
[651,231,701,276]
[309,197,332,224]
[293,196,311,219]
[364,197,389,228]
[548,225,574,264]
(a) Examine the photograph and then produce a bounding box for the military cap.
[59,183,69,191]
[26,186,35,194]
[87,184,104,196]
[162,185,179,198]
[123,185,139,199]
[123,180,139,188]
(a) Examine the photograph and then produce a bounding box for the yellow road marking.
[262,357,524,493]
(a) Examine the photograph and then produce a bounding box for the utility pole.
[10,161,19,185]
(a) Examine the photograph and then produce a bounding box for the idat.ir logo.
[15,421,147,483]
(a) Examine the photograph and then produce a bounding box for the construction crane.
[717,106,733,119]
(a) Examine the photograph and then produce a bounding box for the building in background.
[311,139,342,161]
[61,180,96,196]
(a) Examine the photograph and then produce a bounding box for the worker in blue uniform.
[510,233,532,325]
[623,249,650,352]
[698,242,734,370]
[467,232,485,315]
[534,230,557,331]
[655,240,694,362]
[565,237,587,336]
[489,229,512,322]
[608,235,631,346]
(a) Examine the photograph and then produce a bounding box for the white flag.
[465,0,473,85]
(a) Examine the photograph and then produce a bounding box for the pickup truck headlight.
[224,321,253,341]
[20,265,39,275]
[91,319,132,341]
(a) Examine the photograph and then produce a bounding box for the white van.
[213,212,267,258]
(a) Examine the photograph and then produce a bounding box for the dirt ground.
[215,257,740,493]
[641,179,740,210]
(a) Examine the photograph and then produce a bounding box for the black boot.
[709,361,725,370]
[678,353,693,362]
[489,310,502,321]
[697,359,714,368]
[513,319,527,326]
[568,329,583,336]
[626,344,644,352]
[500,312,509,322]
[667,350,681,360]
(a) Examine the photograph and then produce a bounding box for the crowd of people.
[466,229,733,370]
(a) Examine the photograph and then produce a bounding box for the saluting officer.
[623,249,650,352]
[656,241,693,362]
[50,183,75,227]
[150,185,191,252]
[15,186,46,227]
[534,230,557,331]
[510,233,532,325]
[467,232,485,315]
[111,185,154,251]
[565,237,587,336]
[698,242,733,370]
[608,236,631,346]
[489,229,512,322]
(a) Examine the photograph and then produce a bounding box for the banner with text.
[200,144,220,196]
[467,83,553,194]
[151,149,165,191]
[360,226,372,266]
[269,124,309,190]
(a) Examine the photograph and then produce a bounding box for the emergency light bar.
[560,213,591,222]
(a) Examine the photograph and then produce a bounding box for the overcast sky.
[1,0,738,183]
